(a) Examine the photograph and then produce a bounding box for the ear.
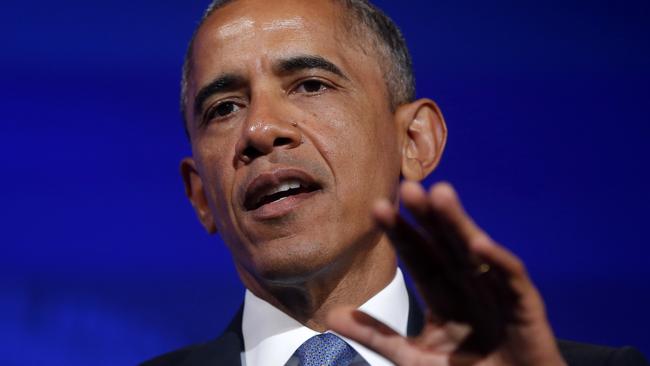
[180,157,217,234]
[395,98,447,181]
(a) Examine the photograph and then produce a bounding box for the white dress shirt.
[242,268,409,366]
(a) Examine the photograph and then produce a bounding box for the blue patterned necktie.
[295,333,358,366]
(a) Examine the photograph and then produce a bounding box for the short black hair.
[180,0,415,132]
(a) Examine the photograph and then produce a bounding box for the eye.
[205,101,241,122]
[294,79,330,94]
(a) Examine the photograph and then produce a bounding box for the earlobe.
[397,99,448,181]
[180,157,217,234]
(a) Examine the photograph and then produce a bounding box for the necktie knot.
[296,333,357,366]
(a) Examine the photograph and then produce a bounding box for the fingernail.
[373,199,396,226]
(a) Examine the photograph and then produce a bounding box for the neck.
[238,236,397,331]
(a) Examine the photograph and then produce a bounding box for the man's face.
[185,0,403,283]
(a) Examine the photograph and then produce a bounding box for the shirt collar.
[242,268,409,366]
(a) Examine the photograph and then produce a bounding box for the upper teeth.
[265,180,301,196]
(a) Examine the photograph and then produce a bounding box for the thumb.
[327,306,411,364]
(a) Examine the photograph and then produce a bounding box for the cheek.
[324,101,398,168]
[194,141,236,223]
[306,97,400,198]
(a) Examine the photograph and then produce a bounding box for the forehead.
[189,0,368,85]
[206,0,344,30]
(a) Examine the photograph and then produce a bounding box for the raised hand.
[327,181,566,366]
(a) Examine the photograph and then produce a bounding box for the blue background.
[1,0,648,364]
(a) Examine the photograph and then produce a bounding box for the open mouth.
[243,170,322,212]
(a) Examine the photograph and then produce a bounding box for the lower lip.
[249,190,321,220]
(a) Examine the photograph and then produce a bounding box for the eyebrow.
[275,55,349,80]
[192,55,349,116]
[193,74,245,116]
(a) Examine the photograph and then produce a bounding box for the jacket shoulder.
[140,345,200,366]
[140,307,244,366]
[558,339,649,366]
[140,330,243,366]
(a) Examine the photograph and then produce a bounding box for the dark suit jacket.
[142,293,648,366]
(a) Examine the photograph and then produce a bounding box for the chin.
[247,243,344,286]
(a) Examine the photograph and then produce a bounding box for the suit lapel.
[407,286,425,337]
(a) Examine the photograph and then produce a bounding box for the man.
[143,0,648,365]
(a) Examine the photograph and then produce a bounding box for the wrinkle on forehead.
[261,16,305,31]
[217,17,256,39]
[214,15,307,43]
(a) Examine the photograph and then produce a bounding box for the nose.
[235,102,302,163]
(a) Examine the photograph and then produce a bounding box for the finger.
[401,182,471,269]
[373,199,445,272]
[373,199,455,317]
[372,198,398,227]
[399,180,431,217]
[469,236,548,323]
[422,184,526,291]
[376,183,518,355]
[401,181,479,278]
[389,183,486,321]
[375,190,462,276]
[469,235,532,307]
[327,306,409,364]
[374,191,490,325]
[400,181,497,291]
[400,182,521,354]
[415,321,472,354]
[469,235,527,280]
[426,181,484,243]
[327,307,446,366]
